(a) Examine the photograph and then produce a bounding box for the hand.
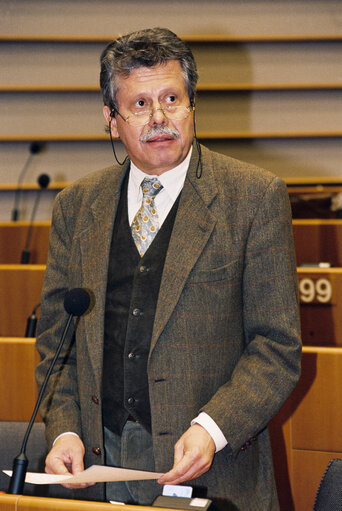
[45,433,94,489]
[158,424,215,485]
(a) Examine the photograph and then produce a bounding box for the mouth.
[140,126,180,144]
[145,135,175,143]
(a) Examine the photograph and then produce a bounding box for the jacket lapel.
[150,145,218,353]
[79,163,129,387]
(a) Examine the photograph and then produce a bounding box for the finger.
[46,456,71,476]
[62,482,95,489]
[159,449,214,485]
[158,451,196,484]
[71,453,84,475]
[173,439,185,466]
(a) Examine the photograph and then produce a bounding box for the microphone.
[11,142,44,222]
[8,288,90,495]
[20,173,50,264]
[25,303,41,338]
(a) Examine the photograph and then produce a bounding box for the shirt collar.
[129,146,192,202]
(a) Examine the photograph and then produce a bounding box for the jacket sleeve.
[201,176,302,456]
[35,192,82,449]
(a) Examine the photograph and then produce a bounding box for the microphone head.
[37,173,50,189]
[64,288,90,316]
[30,142,43,154]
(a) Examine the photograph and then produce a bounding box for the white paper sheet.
[3,465,164,485]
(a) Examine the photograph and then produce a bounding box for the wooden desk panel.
[0,344,340,509]
[0,222,50,265]
[0,495,159,511]
[291,450,342,511]
[291,347,342,451]
[270,346,342,510]
[293,220,342,267]
[297,268,342,346]
[0,265,45,337]
[0,338,40,421]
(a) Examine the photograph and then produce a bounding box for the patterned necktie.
[131,177,163,257]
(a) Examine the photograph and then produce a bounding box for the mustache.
[139,125,180,143]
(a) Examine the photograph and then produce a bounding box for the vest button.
[92,446,102,456]
[132,308,142,317]
[139,265,149,273]
[128,352,135,360]
[127,397,135,405]
[91,395,99,404]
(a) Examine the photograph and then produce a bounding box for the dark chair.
[0,421,71,498]
[314,458,342,510]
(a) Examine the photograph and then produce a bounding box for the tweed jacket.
[35,144,301,510]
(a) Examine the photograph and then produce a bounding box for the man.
[35,28,301,510]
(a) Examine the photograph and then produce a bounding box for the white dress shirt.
[55,147,228,453]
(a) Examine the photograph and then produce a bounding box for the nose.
[149,106,167,125]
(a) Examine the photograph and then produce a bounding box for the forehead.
[116,60,187,100]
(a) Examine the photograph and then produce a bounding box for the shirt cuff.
[53,431,80,446]
[191,412,228,453]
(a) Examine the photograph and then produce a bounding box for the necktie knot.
[141,177,163,199]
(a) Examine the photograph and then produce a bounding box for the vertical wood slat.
[0,338,40,421]
[0,265,45,337]
[270,347,342,510]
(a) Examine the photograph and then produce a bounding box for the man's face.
[103,60,194,175]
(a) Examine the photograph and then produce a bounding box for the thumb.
[173,438,185,467]
[71,456,84,475]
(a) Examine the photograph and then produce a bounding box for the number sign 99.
[299,278,332,304]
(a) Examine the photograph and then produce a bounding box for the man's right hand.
[45,434,94,489]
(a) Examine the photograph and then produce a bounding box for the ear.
[103,106,119,138]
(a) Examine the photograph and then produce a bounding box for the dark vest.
[102,172,180,435]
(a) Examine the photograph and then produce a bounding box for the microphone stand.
[21,174,50,264]
[8,314,74,494]
[8,288,90,494]
[12,142,43,222]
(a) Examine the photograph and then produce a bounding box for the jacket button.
[127,397,135,405]
[128,352,135,360]
[91,395,99,404]
[132,308,142,317]
[92,446,102,456]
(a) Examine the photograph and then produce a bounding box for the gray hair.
[100,27,199,111]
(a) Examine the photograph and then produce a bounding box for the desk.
[0,494,163,510]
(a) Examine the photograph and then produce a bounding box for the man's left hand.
[158,424,215,485]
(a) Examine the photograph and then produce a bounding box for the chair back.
[314,458,342,510]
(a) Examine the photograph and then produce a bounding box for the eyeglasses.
[112,104,194,127]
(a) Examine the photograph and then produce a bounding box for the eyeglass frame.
[110,103,194,127]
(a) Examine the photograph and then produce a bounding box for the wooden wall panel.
[0,338,40,421]
[269,347,342,510]
[2,41,341,88]
[297,268,342,346]
[291,450,342,511]
[0,222,50,264]
[293,220,342,267]
[0,265,45,337]
[291,348,342,451]
[2,90,342,139]
[1,0,341,37]
[0,0,341,219]
[2,139,342,191]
